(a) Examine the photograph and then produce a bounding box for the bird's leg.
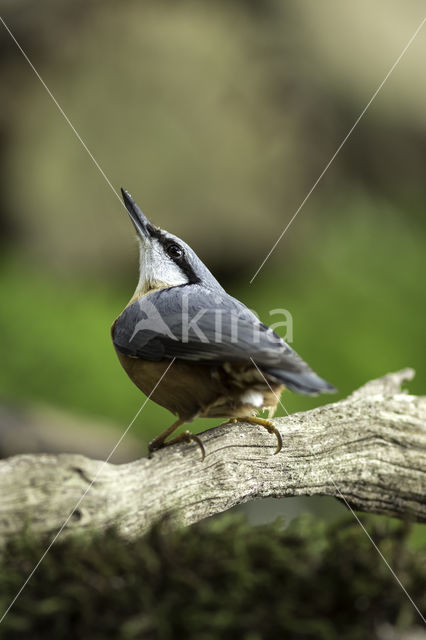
[148,419,184,453]
[148,419,205,460]
[238,416,283,454]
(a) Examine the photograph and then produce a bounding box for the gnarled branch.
[0,369,425,541]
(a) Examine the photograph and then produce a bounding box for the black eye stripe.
[154,232,200,285]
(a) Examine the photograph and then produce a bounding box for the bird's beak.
[121,188,153,240]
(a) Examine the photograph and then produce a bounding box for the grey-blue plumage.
[113,283,335,396]
[112,188,336,457]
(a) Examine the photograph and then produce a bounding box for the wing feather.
[112,286,335,394]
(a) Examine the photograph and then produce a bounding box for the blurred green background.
[0,2,425,482]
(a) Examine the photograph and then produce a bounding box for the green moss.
[0,514,424,639]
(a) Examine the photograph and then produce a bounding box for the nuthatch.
[112,189,336,459]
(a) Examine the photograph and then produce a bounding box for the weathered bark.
[0,369,424,541]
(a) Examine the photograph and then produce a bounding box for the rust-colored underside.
[115,349,284,421]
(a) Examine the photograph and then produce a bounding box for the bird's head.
[121,188,222,299]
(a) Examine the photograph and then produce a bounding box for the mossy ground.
[0,514,424,640]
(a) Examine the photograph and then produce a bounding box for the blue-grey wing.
[112,286,335,394]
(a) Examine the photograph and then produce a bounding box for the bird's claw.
[238,416,283,454]
[177,430,206,461]
[149,430,205,461]
[266,423,283,455]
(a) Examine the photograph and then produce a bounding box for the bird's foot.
[240,416,283,454]
[149,430,205,461]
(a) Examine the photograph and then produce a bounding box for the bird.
[112,188,336,459]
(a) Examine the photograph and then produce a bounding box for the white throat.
[132,237,189,299]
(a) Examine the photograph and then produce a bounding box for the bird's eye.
[167,243,183,259]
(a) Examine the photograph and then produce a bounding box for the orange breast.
[114,349,221,420]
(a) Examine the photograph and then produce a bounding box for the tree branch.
[0,369,425,541]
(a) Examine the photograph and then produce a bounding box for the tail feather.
[265,368,337,396]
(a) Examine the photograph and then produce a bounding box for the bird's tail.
[265,368,337,396]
